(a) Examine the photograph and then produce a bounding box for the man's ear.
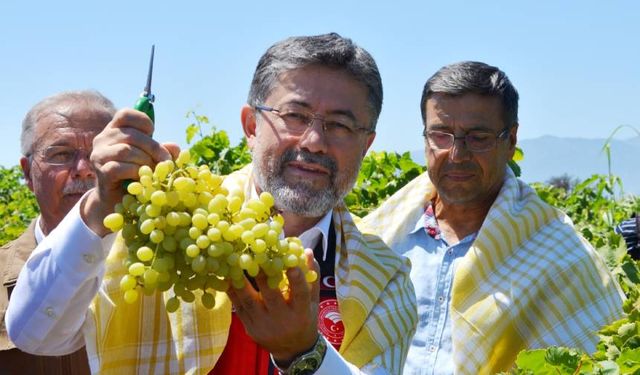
[20,156,34,192]
[507,123,519,158]
[362,132,376,157]
[241,105,257,150]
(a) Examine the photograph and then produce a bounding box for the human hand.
[227,248,321,366]
[81,108,180,236]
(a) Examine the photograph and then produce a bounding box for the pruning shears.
[134,45,155,122]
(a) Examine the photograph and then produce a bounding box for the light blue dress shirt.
[397,211,475,375]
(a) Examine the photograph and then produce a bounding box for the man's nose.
[298,119,329,154]
[72,152,96,179]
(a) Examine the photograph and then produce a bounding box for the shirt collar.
[35,215,45,244]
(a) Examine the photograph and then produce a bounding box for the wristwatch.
[272,334,328,375]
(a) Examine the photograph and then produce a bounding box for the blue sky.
[1,0,638,168]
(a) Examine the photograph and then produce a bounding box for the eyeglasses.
[255,105,373,142]
[29,145,91,166]
[424,128,510,153]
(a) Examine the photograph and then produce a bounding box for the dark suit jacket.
[0,220,91,374]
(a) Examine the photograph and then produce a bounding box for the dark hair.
[248,32,383,130]
[420,61,519,128]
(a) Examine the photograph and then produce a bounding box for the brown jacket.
[0,220,91,375]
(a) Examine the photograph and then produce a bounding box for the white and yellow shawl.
[360,168,624,374]
[85,165,417,374]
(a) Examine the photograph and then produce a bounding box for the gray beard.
[253,149,358,218]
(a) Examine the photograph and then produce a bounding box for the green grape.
[143,268,159,285]
[166,212,181,227]
[120,274,137,291]
[124,289,139,304]
[252,239,267,254]
[246,262,260,277]
[188,227,202,240]
[175,149,190,167]
[254,251,268,264]
[153,216,166,230]
[191,213,208,230]
[137,246,154,262]
[259,191,275,208]
[150,229,165,244]
[206,257,220,272]
[208,195,228,213]
[284,254,299,268]
[207,227,222,242]
[265,230,279,246]
[127,182,144,195]
[103,213,124,231]
[227,196,242,214]
[246,199,267,215]
[196,235,210,249]
[129,262,144,276]
[207,213,220,226]
[181,290,196,303]
[226,253,239,266]
[186,244,200,258]
[238,218,257,231]
[138,165,153,178]
[191,255,207,273]
[166,296,180,313]
[223,224,243,242]
[251,223,269,238]
[238,253,254,270]
[240,230,255,245]
[140,219,155,235]
[140,175,153,187]
[150,191,167,206]
[305,270,318,283]
[201,292,216,309]
[207,243,225,257]
[174,177,196,193]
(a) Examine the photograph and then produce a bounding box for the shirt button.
[83,253,96,264]
[447,249,453,255]
[438,296,445,303]
[429,345,437,352]
[45,307,56,318]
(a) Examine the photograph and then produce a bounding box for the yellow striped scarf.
[360,168,624,374]
[86,165,417,374]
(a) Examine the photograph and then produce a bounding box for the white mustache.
[63,180,95,195]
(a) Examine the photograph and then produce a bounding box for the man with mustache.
[361,61,624,374]
[0,90,115,374]
[6,33,417,374]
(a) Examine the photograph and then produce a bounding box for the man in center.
[7,33,417,374]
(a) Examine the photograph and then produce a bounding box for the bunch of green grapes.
[103,150,317,312]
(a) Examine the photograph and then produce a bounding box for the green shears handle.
[134,95,155,123]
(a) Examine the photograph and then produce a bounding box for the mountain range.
[409,136,639,195]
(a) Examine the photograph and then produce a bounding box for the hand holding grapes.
[227,249,321,367]
[82,108,179,236]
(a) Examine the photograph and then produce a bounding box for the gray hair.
[247,32,383,130]
[21,90,116,156]
[420,61,519,128]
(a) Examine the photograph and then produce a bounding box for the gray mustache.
[63,179,95,195]
[281,149,337,175]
